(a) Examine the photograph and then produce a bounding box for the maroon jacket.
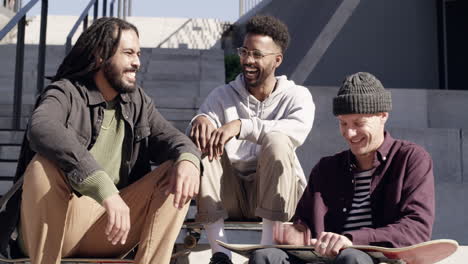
[293,132,435,248]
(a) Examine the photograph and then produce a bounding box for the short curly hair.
[245,15,290,52]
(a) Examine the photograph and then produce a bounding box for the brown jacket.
[0,78,201,257]
[293,132,435,248]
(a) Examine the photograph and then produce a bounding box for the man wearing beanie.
[250,72,435,264]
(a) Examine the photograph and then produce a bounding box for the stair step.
[0,104,34,117]
[0,145,21,160]
[153,96,203,109]
[0,161,17,177]
[142,80,201,98]
[0,117,29,129]
[0,130,25,144]
[159,108,197,121]
[169,120,190,132]
[0,179,13,196]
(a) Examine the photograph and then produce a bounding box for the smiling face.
[103,29,141,93]
[240,33,282,89]
[338,113,388,167]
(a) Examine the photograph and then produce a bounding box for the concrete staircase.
[0,43,225,198]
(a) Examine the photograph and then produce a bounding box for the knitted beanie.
[333,72,392,116]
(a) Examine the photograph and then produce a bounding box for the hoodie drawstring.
[261,102,265,118]
[247,96,252,119]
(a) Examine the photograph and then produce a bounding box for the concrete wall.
[297,126,463,186]
[309,86,468,130]
[243,0,441,89]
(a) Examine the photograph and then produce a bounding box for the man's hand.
[164,160,200,209]
[190,116,216,153]
[274,222,311,245]
[311,232,353,257]
[102,194,130,245]
[207,119,241,160]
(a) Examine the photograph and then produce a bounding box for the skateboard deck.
[183,221,262,230]
[217,239,459,264]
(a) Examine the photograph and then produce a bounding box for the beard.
[242,63,275,89]
[103,60,137,94]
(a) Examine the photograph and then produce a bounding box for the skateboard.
[182,220,262,248]
[217,239,459,264]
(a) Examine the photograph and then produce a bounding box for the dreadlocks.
[52,17,139,82]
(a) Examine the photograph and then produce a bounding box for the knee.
[249,249,269,264]
[261,132,293,158]
[249,248,286,264]
[23,154,61,187]
[334,248,371,264]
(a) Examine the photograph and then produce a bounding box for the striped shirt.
[342,169,375,232]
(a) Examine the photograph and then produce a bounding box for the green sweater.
[71,101,123,203]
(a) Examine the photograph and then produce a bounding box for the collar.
[81,80,131,105]
[81,80,106,106]
[375,131,394,163]
[119,92,131,103]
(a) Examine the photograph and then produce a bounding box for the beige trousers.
[196,132,300,223]
[20,155,188,264]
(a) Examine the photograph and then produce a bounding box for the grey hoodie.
[191,74,315,187]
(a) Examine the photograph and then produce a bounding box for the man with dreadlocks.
[188,15,315,264]
[0,17,201,264]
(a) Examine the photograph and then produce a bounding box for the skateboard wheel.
[184,235,198,249]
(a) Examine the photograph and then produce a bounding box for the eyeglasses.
[237,47,281,60]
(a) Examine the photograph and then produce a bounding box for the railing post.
[65,0,100,55]
[94,0,98,20]
[13,0,21,12]
[36,0,48,94]
[66,37,71,55]
[118,0,122,18]
[239,0,244,17]
[128,0,132,17]
[110,1,114,16]
[103,0,107,17]
[123,0,127,20]
[83,14,88,30]
[13,15,26,129]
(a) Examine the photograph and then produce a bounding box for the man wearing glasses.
[188,15,315,264]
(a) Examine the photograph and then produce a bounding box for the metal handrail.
[0,0,37,39]
[109,0,131,19]
[0,0,48,129]
[65,0,99,54]
[2,0,20,12]
[102,0,107,16]
[156,19,192,48]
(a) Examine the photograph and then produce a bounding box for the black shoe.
[209,252,233,264]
